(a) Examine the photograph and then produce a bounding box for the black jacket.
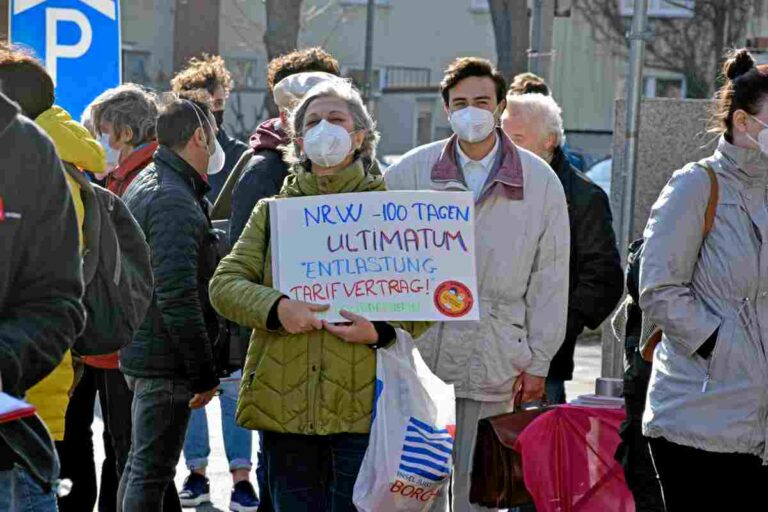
[0,94,85,485]
[548,147,624,381]
[229,119,288,244]
[206,127,250,204]
[120,146,219,393]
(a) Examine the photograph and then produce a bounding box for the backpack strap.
[640,162,720,363]
[62,162,101,285]
[701,162,719,236]
[211,148,255,221]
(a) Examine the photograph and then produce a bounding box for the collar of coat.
[154,145,211,197]
[716,136,768,183]
[431,127,524,201]
[109,141,159,188]
[281,158,385,197]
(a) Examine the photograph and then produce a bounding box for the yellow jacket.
[25,106,105,440]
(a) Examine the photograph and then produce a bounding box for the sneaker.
[230,481,260,512]
[179,472,211,507]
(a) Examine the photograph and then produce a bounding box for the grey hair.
[90,83,159,146]
[283,78,380,166]
[505,92,564,147]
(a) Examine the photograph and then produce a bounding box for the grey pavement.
[92,334,603,511]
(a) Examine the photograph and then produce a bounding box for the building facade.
[118,0,767,162]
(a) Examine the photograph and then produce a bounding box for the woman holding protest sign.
[209,79,431,511]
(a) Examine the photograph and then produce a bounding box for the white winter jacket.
[385,130,570,401]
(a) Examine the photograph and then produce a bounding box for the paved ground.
[92,335,603,511]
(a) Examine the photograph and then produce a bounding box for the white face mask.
[747,115,768,156]
[449,106,497,143]
[189,102,226,175]
[99,133,120,171]
[207,138,226,175]
[302,119,353,168]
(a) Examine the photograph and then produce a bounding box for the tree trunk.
[263,0,304,118]
[709,4,727,94]
[173,0,221,73]
[489,0,530,83]
[0,0,8,42]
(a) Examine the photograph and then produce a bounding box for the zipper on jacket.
[703,362,712,393]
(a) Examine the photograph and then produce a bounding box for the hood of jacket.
[280,158,385,198]
[249,118,287,152]
[36,106,106,173]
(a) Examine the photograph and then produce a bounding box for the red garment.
[106,141,158,197]
[249,118,287,151]
[514,405,634,512]
[80,353,120,369]
[92,141,157,369]
[431,128,524,201]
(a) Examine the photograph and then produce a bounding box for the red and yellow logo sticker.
[434,281,474,318]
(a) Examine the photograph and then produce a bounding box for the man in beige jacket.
[385,57,570,512]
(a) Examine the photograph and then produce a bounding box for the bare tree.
[489,0,530,82]
[575,0,758,98]
[263,0,304,117]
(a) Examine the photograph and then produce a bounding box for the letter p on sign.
[46,8,92,86]
[10,0,121,120]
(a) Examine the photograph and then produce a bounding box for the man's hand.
[277,299,329,334]
[323,310,378,344]
[513,372,546,404]
[189,386,218,409]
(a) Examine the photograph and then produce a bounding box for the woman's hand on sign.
[323,310,378,344]
[277,299,329,334]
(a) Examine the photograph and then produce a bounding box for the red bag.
[513,405,634,512]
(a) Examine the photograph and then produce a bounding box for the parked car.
[586,157,612,197]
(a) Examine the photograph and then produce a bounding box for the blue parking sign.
[9,0,121,120]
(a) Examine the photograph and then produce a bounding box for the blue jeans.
[117,377,190,512]
[183,370,252,472]
[261,431,369,512]
[0,466,58,511]
[545,378,567,405]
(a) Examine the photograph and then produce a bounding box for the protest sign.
[269,191,478,322]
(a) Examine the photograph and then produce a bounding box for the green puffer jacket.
[210,159,431,435]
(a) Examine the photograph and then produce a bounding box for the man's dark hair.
[0,44,54,119]
[156,98,213,151]
[266,47,341,93]
[440,57,507,106]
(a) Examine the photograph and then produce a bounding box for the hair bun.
[724,49,756,81]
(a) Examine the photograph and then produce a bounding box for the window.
[620,0,694,18]
[470,0,489,12]
[416,99,435,146]
[227,58,259,91]
[384,67,431,89]
[346,69,383,93]
[341,0,390,6]
[122,50,151,85]
[644,75,686,98]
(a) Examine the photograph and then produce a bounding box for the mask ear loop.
[185,99,214,153]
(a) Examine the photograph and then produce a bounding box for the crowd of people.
[1,39,767,512]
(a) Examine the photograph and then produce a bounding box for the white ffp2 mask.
[302,120,353,168]
[98,133,120,171]
[747,115,768,156]
[449,106,497,143]
[207,138,226,175]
